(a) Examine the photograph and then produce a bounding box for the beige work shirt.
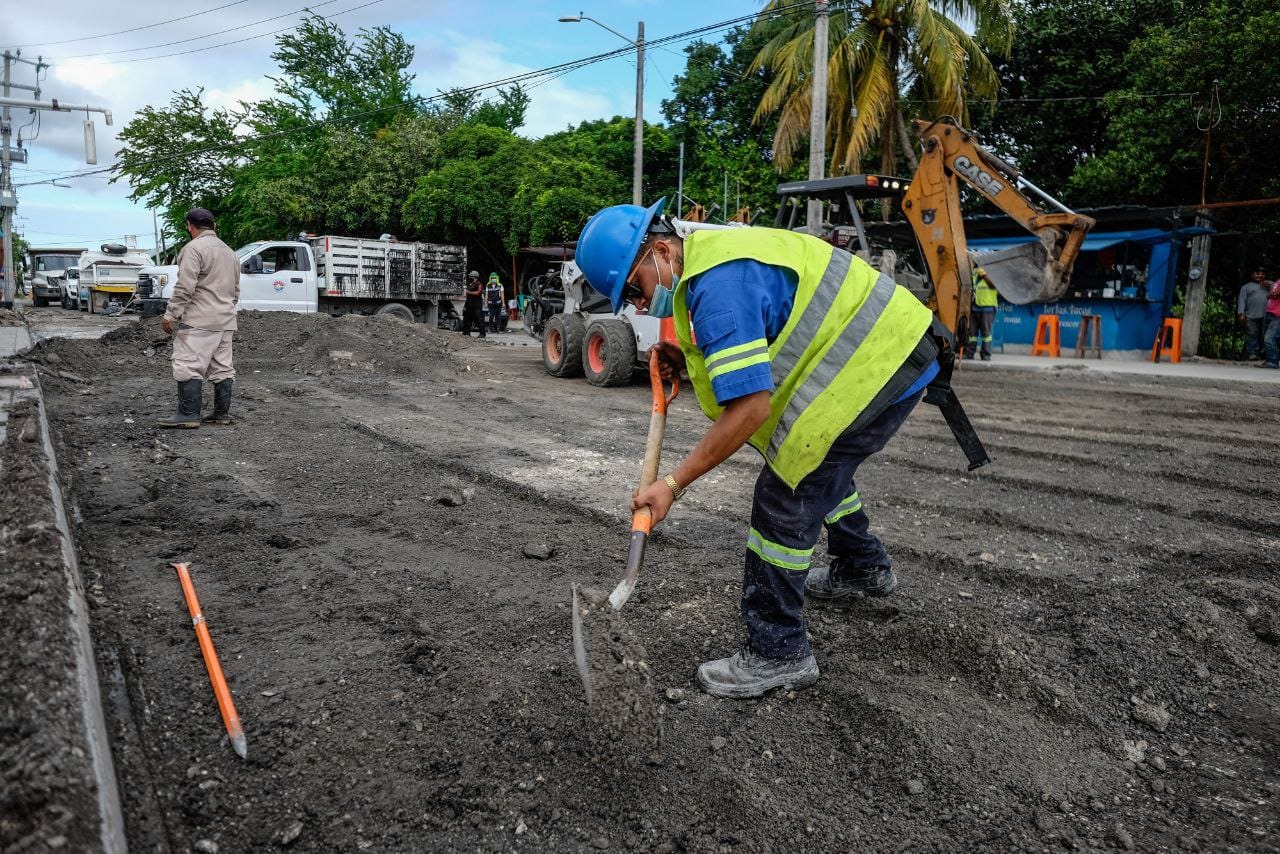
[165,230,241,331]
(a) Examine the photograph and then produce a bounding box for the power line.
[59,0,385,66]
[15,2,813,187]
[56,0,345,60]
[1,0,254,50]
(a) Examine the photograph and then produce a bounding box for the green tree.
[111,87,241,235]
[267,15,416,131]
[402,124,622,266]
[750,0,1014,175]
[1068,0,1280,207]
[438,85,531,132]
[661,24,791,220]
[539,117,680,206]
[982,0,1187,197]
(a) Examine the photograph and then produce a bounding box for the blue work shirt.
[686,258,938,406]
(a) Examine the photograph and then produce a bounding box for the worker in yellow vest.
[969,266,999,360]
[575,198,981,698]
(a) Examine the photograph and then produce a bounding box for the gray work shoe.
[155,379,202,429]
[202,379,234,425]
[806,561,897,600]
[696,649,819,699]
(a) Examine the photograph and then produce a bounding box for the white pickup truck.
[138,234,467,327]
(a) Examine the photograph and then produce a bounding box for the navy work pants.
[1265,314,1280,367]
[741,391,922,659]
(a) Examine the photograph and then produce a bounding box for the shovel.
[573,349,679,705]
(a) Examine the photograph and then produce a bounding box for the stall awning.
[967,227,1188,254]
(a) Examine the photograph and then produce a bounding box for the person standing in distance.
[461,270,486,338]
[1238,267,1270,361]
[485,272,505,332]
[969,266,999,361]
[155,208,240,428]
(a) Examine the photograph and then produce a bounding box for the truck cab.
[236,241,318,313]
[25,248,85,307]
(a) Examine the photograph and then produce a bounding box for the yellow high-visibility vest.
[973,271,999,308]
[674,228,933,489]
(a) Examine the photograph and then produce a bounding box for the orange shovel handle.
[172,562,247,758]
[633,349,678,532]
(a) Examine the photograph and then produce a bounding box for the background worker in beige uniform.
[155,208,241,428]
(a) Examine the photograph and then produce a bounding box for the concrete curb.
[31,370,129,854]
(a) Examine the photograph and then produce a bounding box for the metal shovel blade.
[571,584,593,706]
[978,237,1071,305]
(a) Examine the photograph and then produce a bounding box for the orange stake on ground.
[171,562,248,759]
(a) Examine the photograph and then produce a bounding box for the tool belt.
[924,319,992,471]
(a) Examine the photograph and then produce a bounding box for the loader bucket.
[976,235,1073,305]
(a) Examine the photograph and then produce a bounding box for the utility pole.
[1182,214,1213,358]
[0,76,112,307]
[632,21,645,206]
[676,140,684,217]
[1182,82,1222,357]
[0,51,40,309]
[806,0,831,237]
[559,14,645,205]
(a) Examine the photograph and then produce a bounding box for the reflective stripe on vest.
[674,228,933,490]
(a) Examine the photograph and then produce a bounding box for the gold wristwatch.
[663,474,686,501]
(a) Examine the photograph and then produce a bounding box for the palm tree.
[751,0,1014,176]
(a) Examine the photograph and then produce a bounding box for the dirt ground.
[19,309,1280,853]
[0,394,101,852]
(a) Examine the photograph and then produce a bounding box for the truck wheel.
[543,313,585,377]
[374,302,415,322]
[583,319,637,387]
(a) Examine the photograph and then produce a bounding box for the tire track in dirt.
[26,316,1280,852]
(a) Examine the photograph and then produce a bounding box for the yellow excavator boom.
[901,117,1095,339]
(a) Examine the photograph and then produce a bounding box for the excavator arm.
[901,117,1095,338]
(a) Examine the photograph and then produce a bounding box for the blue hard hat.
[576,197,667,313]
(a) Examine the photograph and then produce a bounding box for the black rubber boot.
[696,649,819,699]
[805,559,898,600]
[202,379,234,425]
[155,379,202,429]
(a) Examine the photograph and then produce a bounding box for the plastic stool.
[1030,314,1061,357]
[1150,317,1182,364]
[1075,314,1102,359]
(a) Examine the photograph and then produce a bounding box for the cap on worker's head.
[469,270,479,278]
[1255,266,1266,273]
[488,273,499,281]
[185,207,215,228]
[576,197,668,313]
[974,266,986,276]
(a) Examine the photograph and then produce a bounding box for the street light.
[560,13,645,206]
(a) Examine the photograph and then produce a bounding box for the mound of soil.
[233,311,479,379]
[0,398,100,852]
[0,307,25,327]
[25,311,481,383]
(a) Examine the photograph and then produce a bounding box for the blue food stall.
[968,213,1213,355]
[866,206,1213,357]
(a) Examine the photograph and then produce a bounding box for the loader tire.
[582,319,637,388]
[543,313,585,378]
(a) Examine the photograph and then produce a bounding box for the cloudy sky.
[5,0,758,253]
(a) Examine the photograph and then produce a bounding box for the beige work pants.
[172,327,235,382]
